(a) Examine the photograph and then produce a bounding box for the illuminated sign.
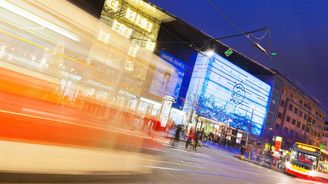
[124,60,134,71]
[297,145,318,152]
[224,48,233,57]
[97,30,110,44]
[131,39,155,52]
[105,0,120,12]
[112,19,133,38]
[124,8,153,32]
[184,53,271,135]
[128,44,139,57]
[125,8,136,21]
[144,40,156,52]
[149,51,185,99]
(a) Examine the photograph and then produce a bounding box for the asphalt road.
[0,143,322,184]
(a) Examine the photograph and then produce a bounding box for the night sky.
[149,0,328,116]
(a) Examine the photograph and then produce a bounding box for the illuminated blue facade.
[184,53,272,136]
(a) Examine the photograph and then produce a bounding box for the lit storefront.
[99,0,185,126]
[184,52,272,136]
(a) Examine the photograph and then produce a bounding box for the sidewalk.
[201,141,285,173]
[202,142,241,155]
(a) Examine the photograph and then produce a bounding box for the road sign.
[224,48,233,57]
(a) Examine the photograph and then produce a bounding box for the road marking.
[142,165,259,181]
[193,152,210,157]
[170,147,210,158]
[140,159,206,169]
[142,166,183,171]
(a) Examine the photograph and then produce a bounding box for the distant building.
[264,72,326,147]
[321,121,328,150]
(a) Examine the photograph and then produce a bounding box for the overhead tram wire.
[131,27,269,45]
[207,0,272,57]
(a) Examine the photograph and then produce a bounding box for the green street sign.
[224,48,233,57]
[271,52,278,56]
[320,143,325,150]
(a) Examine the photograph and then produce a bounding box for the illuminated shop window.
[112,19,133,38]
[97,30,110,44]
[105,0,120,12]
[135,14,153,32]
[144,40,155,52]
[124,8,153,32]
[124,60,134,71]
[125,8,137,22]
[128,44,140,57]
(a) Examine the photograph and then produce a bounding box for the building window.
[289,104,293,111]
[294,107,298,114]
[278,112,283,119]
[297,121,301,128]
[292,119,296,125]
[285,127,289,132]
[312,119,315,125]
[304,114,308,120]
[306,127,310,132]
[286,116,291,122]
[302,124,305,130]
[299,100,303,105]
[280,100,285,107]
[299,111,303,117]
[314,131,317,136]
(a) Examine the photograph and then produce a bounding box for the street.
[0,143,321,184]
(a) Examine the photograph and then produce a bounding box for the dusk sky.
[149,0,328,116]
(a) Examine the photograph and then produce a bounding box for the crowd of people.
[169,124,206,151]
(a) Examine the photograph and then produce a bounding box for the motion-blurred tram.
[0,0,172,174]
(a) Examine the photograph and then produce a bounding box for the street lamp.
[205,49,215,57]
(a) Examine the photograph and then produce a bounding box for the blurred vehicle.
[285,142,328,181]
[0,0,174,174]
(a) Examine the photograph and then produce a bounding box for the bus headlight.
[308,170,317,176]
[285,161,291,169]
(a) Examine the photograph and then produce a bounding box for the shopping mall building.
[67,0,325,147]
[66,0,279,140]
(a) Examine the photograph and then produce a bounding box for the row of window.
[280,99,325,121]
[275,123,322,138]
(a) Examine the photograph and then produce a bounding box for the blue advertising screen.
[185,53,271,135]
[149,50,185,99]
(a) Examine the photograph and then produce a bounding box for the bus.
[0,0,174,174]
[285,142,327,181]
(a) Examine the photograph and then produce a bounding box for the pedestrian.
[171,125,182,148]
[194,128,201,151]
[185,127,194,150]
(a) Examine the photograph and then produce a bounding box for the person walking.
[185,127,194,150]
[171,125,182,148]
[194,128,201,151]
